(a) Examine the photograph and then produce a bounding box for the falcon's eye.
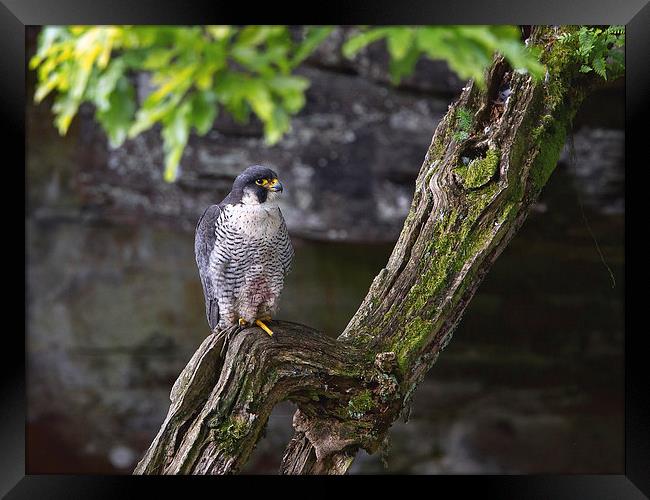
[255,179,268,186]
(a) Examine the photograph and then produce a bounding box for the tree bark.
[134,26,603,475]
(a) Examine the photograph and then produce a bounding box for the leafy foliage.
[31,25,621,183]
[30,26,332,181]
[557,25,625,81]
[342,26,546,87]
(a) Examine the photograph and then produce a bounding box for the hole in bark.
[454,143,501,190]
[459,143,489,166]
[348,448,384,473]
[240,401,297,474]
[478,61,514,128]
[171,418,194,458]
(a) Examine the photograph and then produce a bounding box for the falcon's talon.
[255,319,274,336]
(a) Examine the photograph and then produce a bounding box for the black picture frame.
[6,0,647,496]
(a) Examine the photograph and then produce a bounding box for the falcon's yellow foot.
[238,318,248,327]
[254,319,273,337]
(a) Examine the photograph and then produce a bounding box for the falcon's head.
[232,165,284,205]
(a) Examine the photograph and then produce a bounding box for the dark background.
[25,26,624,474]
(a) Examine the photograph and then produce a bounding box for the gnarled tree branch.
[134,322,397,474]
[135,26,605,475]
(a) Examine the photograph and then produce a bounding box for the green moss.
[529,86,581,195]
[348,390,375,419]
[497,200,517,227]
[429,135,446,161]
[455,148,500,189]
[383,178,506,372]
[530,117,567,192]
[395,317,435,369]
[384,218,459,370]
[427,110,454,161]
[531,114,553,143]
[536,27,593,124]
[524,28,587,196]
[452,106,473,142]
[539,28,579,112]
[212,415,249,455]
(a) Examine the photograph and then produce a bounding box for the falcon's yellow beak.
[267,178,283,192]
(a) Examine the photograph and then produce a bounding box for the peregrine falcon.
[194,165,294,336]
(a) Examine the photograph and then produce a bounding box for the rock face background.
[27,27,624,474]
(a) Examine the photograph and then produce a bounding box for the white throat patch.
[241,188,261,205]
[241,187,281,206]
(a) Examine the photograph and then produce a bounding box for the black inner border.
[5,0,647,496]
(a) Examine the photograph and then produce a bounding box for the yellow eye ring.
[255,179,268,186]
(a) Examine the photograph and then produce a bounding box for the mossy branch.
[133,322,398,474]
[135,26,615,475]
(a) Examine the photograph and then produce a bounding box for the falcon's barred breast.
[194,165,294,334]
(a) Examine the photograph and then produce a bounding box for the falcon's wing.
[195,204,223,331]
[278,208,295,275]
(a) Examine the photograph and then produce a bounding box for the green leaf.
[236,26,273,47]
[493,39,545,79]
[91,59,126,111]
[189,90,218,135]
[415,27,456,62]
[231,45,268,73]
[52,94,80,135]
[388,44,420,84]
[34,72,63,103]
[128,91,184,138]
[214,72,249,122]
[578,27,595,56]
[96,76,136,148]
[592,57,607,79]
[291,26,333,68]
[264,106,290,145]
[206,25,232,41]
[141,48,176,70]
[342,28,391,58]
[386,28,414,60]
[266,75,310,93]
[266,75,310,113]
[162,101,191,182]
[244,79,274,122]
[144,64,196,107]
